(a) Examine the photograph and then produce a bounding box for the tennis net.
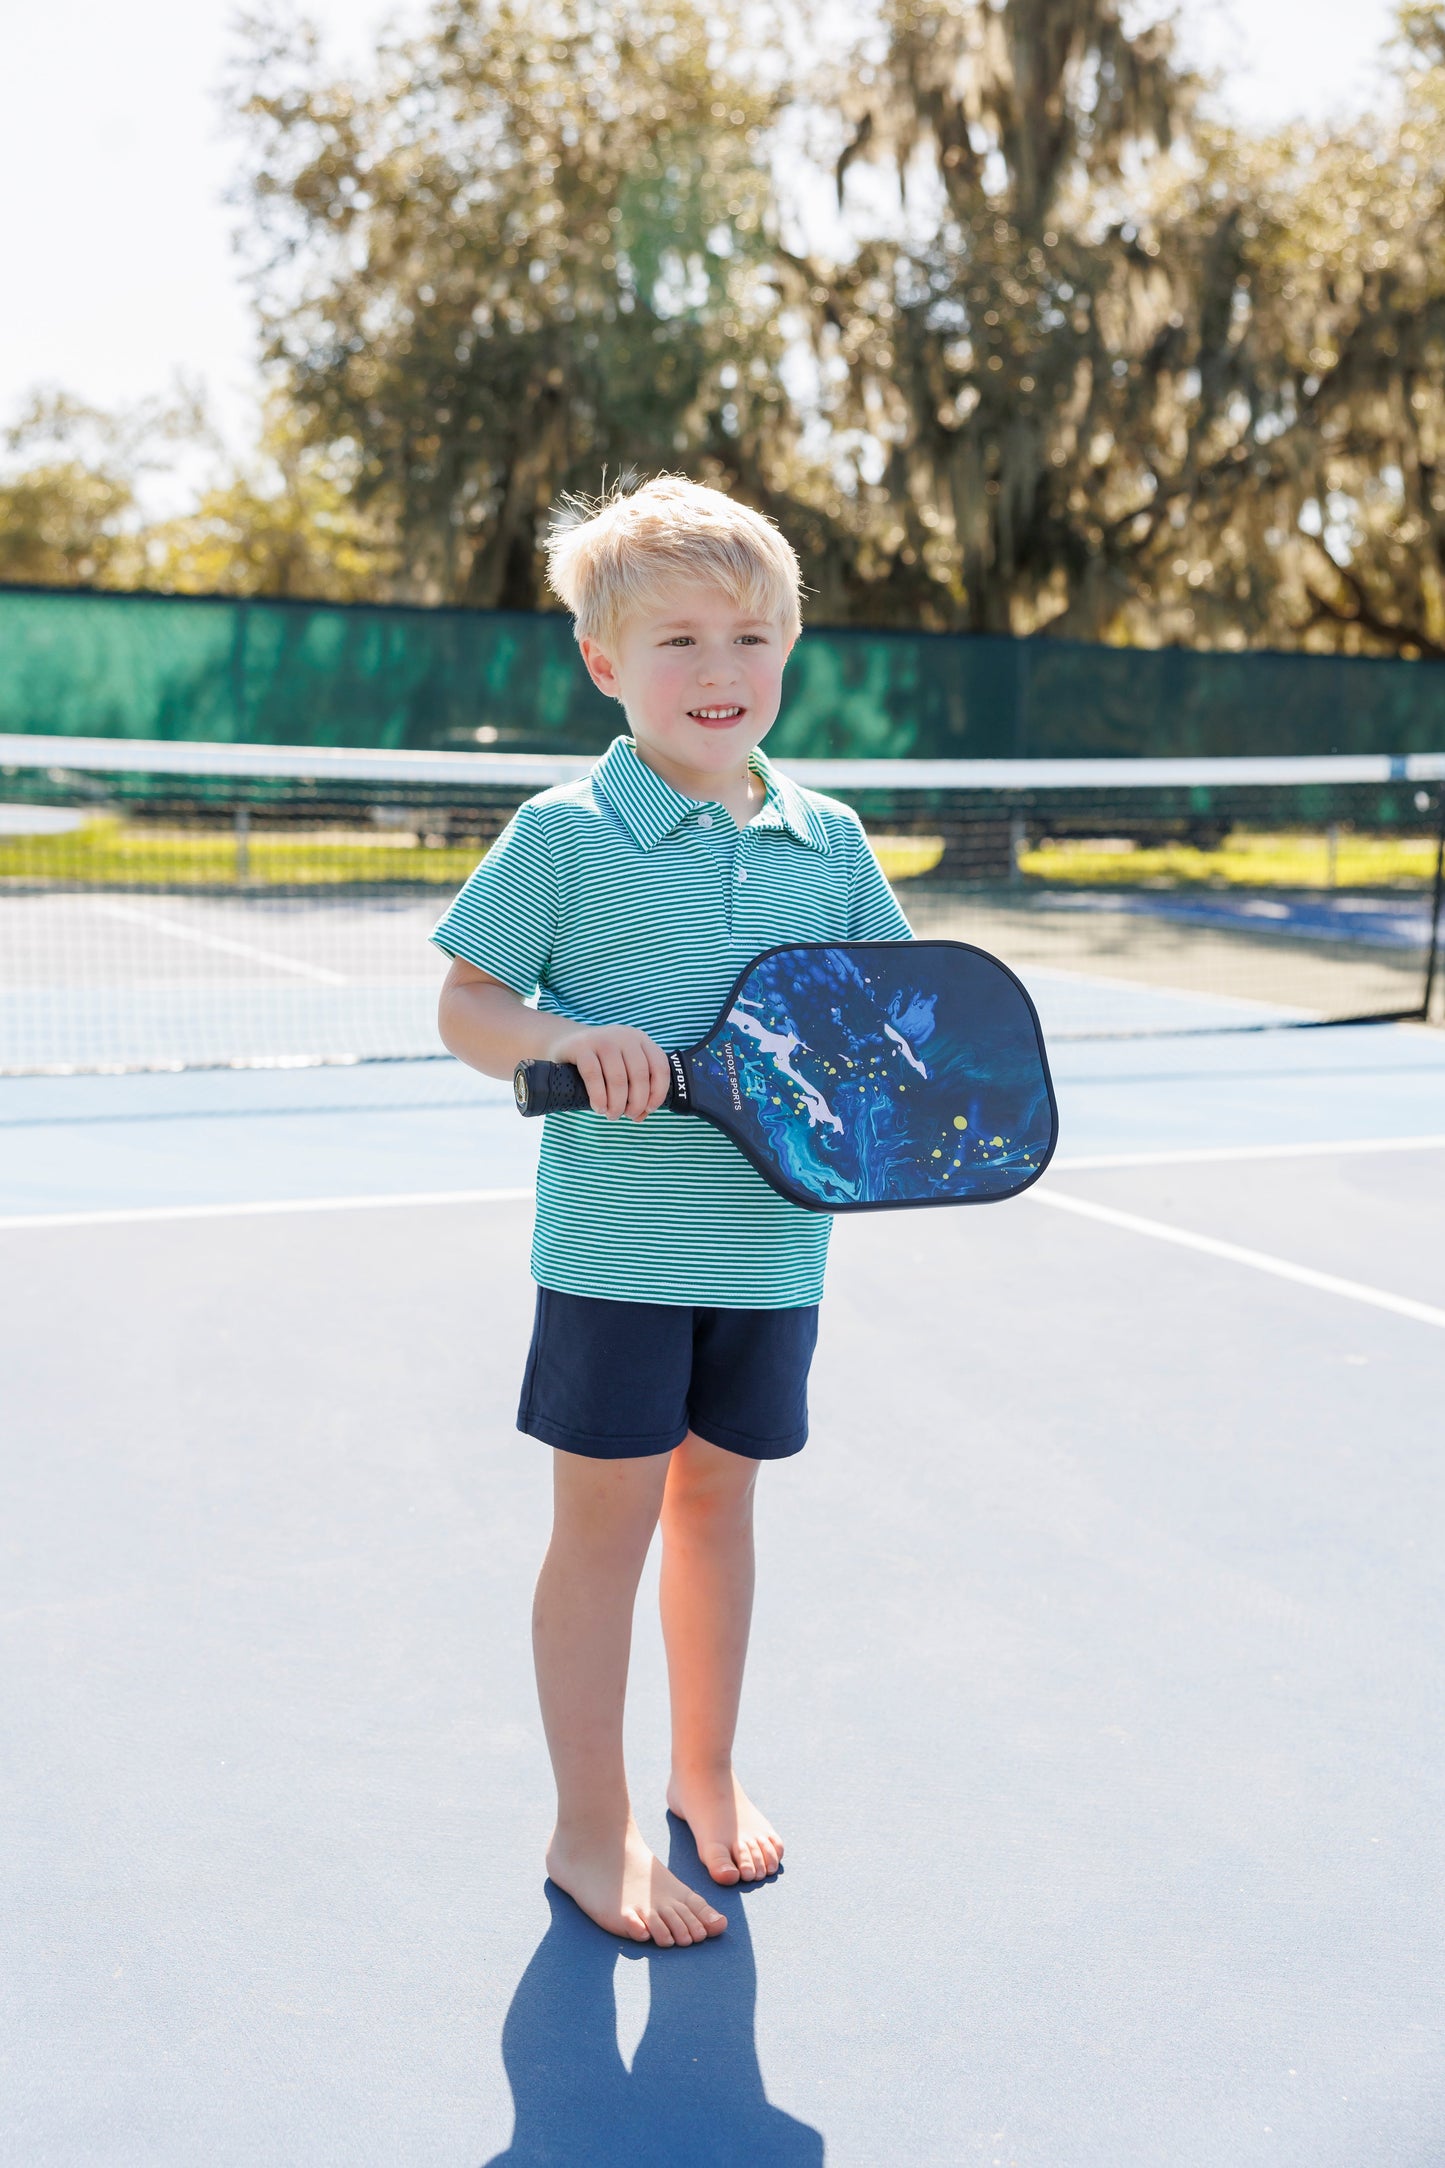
[1,734,1441,1074]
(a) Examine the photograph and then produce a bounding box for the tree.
[790,0,1445,651]
[0,391,183,588]
[1237,3,1445,656]
[782,0,1269,636]
[7,0,1441,657]
[143,402,398,600]
[234,0,790,608]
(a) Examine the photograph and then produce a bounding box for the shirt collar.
[591,736,831,855]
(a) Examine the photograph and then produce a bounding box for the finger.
[575,1051,609,1117]
[644,1038,671,1111]
[623,1040,654,1121]
[597,1045,630,1119]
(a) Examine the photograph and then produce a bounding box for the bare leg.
[661,1433,784,1885]
[534,1448,726,1946]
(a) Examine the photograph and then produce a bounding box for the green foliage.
[143,404,398,600]
[0,458,135,588]
[233,0,787,606]
[0,817,476,887]
[0,390,184,588]
[792,0,1272,636]
[3,0,1443,659]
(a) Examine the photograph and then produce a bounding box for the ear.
[579,635,623,701]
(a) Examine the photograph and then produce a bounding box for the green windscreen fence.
[1,582,1441,760]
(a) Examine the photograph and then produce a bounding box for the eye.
[663,635,695,647]
[736,634,766,645]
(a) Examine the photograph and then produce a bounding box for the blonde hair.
[544,474,803,650]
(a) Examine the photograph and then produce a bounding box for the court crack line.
[1034,1188,1445,1330]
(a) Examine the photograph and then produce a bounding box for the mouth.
[687,704,746,728]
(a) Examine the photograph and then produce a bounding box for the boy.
[433,476,910,1947]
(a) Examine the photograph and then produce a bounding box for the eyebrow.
[651,617,774,632]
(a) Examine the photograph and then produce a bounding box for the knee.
[548,1466,666,1569]
[663,1442,758,1533]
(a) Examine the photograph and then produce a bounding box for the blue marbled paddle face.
[687,942,1056,1210]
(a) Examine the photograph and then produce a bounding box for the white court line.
[4,1149,1442,1334]
[1020,954,1312,1019]
[1034,1189,1445,1330]
[1054,1133,1445,1172]
[0,1187,532,1232]
[90,900,349,986]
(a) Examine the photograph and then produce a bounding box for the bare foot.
[667,1768,784,1885]
[546,1818,727,1946]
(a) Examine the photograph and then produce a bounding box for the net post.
[1421,784,1445,1024]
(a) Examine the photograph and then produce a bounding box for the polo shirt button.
[736,867,748,882]
[697,812,713,827]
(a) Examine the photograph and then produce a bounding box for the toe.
[758,1835,780,1875]
[660,1903,696,1945]
[645,1909,676,1948]
[623,1910,651,1942]
[702,1843,740,1885]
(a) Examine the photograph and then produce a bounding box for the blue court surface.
[3,1018,1444,2165]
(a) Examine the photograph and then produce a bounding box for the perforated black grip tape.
[513,1060,592,1116]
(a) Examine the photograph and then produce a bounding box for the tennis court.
[4,948,1444,2162]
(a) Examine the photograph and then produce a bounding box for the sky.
[0,0,1407,488]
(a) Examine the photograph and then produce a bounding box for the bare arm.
[437,956,670,1122]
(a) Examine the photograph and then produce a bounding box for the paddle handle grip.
[513,1060,592,1116]
[513,1051,691,1116]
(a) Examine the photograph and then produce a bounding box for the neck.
[632,738,763,825]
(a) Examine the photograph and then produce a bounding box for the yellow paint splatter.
[931,1149,942,1159]
[991,1136,1003,1146]
[953,1115,968,1130]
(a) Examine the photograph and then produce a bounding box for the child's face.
[580,585,792,781]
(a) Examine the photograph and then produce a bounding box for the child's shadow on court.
[481,1814,824,2167]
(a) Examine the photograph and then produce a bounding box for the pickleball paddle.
[513,940,1057,1213]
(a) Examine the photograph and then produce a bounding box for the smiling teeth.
[691,706,743,719]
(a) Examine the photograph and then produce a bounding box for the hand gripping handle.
[513,1060,593,1116]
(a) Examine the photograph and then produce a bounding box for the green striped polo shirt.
[431,734,912,1307]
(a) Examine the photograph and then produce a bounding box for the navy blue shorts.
[518,1289,820,1461]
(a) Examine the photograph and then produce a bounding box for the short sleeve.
[430,800,559,996]
[846,818,913,941]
